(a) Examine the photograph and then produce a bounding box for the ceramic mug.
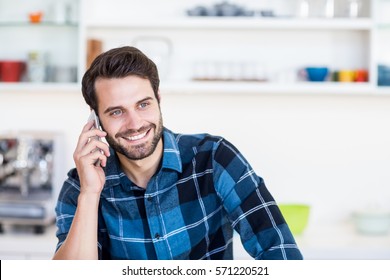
[338,70,355,82]
[355,69,368,82]
[0,61,26,82]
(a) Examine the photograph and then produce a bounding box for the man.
[53,46,303,260]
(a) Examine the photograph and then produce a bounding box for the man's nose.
[124,110,142,129]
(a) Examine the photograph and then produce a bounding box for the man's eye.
[111,109,122,116]
[139,103,148,109]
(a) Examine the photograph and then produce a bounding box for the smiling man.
[53,46,303,260]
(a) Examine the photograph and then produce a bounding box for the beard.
[105,115,163,161]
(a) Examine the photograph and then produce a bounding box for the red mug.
[0,61,26,82]
[355,69,368,82]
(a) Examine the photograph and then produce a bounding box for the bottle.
[348,0,360,18]
[27,51,47,83]
[297,0,310,18]
[324,0,334,18]
[52,1,71,24]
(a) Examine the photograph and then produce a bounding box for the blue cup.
[305,67,329,82]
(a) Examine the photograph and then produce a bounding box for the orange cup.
[355,69,368,82]
[29,11,43,23]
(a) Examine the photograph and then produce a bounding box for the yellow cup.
[338,70,355,82]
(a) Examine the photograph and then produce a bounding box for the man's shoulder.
[163,128,244,169]
[66,167,79,179]
[56,168,81,204]
[63,168,81,190]
[165,128,224,149]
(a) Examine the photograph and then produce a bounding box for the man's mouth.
[118,127,152,142]
[125,130,148,141]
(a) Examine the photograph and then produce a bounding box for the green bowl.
[279,204,310,235]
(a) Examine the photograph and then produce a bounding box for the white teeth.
[126,131,147,141]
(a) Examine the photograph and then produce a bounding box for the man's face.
[95,75,163,161]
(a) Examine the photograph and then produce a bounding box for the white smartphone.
[88,109,103,166]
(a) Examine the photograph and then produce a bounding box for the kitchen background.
[1,0,390,259]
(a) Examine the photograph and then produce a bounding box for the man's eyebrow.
[137,97,154,104]
[103,105,124,114]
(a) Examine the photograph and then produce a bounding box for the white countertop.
[234,222,390,260]
[295,222,390,260]
[1,222,389,260]
[0,225,57,259]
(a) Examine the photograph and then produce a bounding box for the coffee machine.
[0,131,63,233]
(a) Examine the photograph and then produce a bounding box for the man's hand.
[73,120,110,195]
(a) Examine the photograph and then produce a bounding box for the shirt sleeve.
[54,168,104,259]
[212,138,303,260]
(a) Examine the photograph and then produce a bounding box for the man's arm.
[53,192,100,259]
[53,120,109,259]
[212,138,303,260]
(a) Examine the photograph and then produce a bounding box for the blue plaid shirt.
[55,128,302,260]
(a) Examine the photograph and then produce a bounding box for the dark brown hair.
[81,46,160,112]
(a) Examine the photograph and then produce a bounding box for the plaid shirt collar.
[103,127,182,188]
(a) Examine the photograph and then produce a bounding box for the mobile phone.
[88,110,103,166]
[88,109,101,131]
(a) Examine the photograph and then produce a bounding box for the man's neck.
[117,140,163,189]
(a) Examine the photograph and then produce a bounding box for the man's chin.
[117,145,155,161]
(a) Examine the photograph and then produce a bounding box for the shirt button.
[155,233,160,239]
[147,196,152,202]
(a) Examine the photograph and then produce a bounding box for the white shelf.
[160,81,382,96]
[0,83,80,94]
[86,17,373,31]
[85,14,375,96]
[0,22,78,28]
[2,81,387,96]
[1,1,383,97]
